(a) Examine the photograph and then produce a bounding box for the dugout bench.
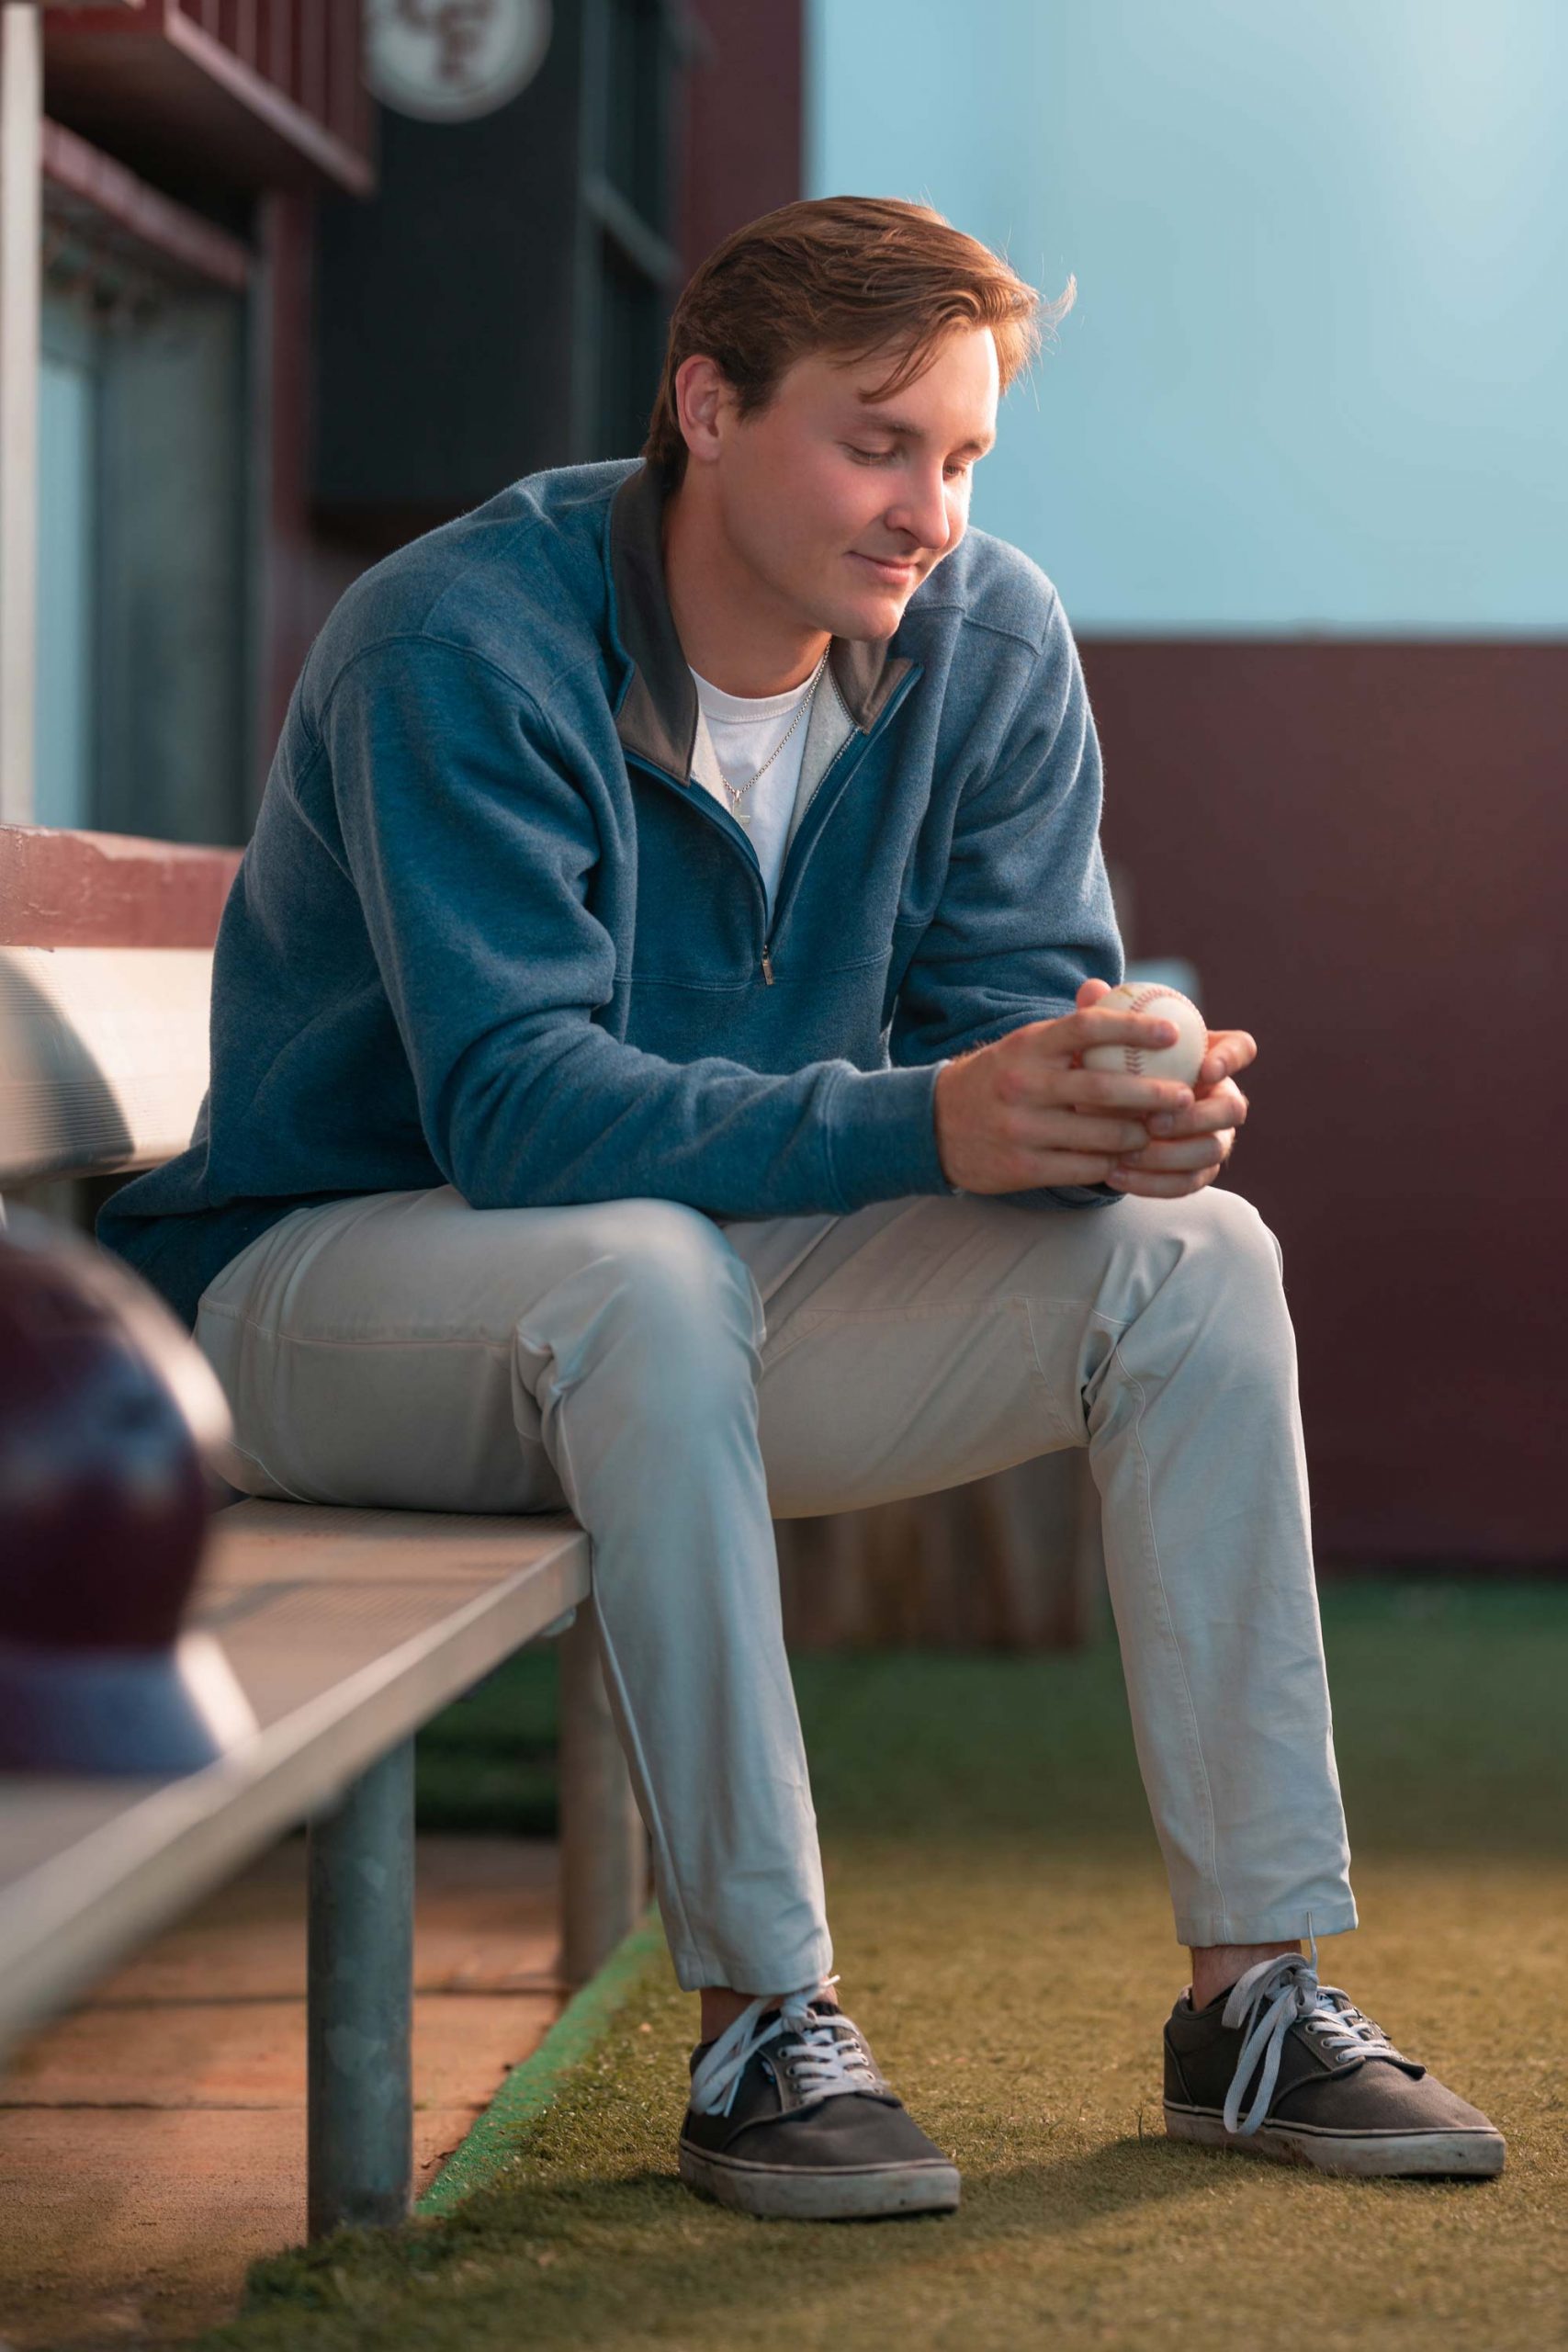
[0,825,648,2239]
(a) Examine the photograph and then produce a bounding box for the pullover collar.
[607,459,915,786]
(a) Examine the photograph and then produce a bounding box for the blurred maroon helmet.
[0,1205,256,1773]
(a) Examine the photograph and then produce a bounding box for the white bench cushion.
[0,944,213,1185]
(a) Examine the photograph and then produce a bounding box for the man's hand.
[932,1000,1200,1195]
[1074,978,1255,1199]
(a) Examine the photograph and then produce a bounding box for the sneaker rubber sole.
[678,2137,961,2220]
[1165,2099,1506,2178]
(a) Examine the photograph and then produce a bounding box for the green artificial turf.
[209,1583,1567,2352]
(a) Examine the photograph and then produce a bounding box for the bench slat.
[201,1500,582,1587]
[0,1506,590,2058]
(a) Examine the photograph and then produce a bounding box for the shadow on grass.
[230,2135,1224,2338]
[230,2127,1506,2352]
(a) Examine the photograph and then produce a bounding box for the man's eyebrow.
[852,411,997,456]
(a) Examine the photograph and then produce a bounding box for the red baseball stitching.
[1120,983,1191,1070]
[1092,983,1197,1073]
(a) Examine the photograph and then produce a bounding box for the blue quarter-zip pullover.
[97,456,1125,1329]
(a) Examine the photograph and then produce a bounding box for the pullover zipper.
[621,658,921,1000]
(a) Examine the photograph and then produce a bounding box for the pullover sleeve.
[889,591,1128,1213]
[321,634,950,1217]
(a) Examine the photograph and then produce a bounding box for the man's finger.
[1036,1007,1182,1059]
[1198,1029,1258,1086]
[1058,1070,1196,1116]
[1116,1131,1234,1175]
[1026,1112,1155,1156]
[1146,1083,1247,1137]
[1023,1153,1123,1189]
[1108,1159,1226,1196]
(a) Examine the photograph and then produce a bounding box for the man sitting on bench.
[98,194,1504,2217]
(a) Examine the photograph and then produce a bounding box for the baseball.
[1080,983,1209,1087]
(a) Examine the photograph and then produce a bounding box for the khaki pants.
[195,1182,1357,1993]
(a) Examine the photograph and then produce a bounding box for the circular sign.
[365,0,552,124]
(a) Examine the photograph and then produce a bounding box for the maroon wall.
[1081,639,1568,1567]
[680,0,804,277]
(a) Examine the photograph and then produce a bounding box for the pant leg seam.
[198,1299,517,1356]
[1110,1335,1230,1943]
[1021,1295,1101,1450]
[541,1359,725,1987]
[213,1439,316,1508]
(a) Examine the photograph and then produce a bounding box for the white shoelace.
[689,1974,884,2119]
[1220,1940,1403,2136]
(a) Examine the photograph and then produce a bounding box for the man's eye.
[848,447,973,478]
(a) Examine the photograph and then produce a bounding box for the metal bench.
[0,881,647,2237]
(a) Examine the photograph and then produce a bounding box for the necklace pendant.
[735,808,752,828]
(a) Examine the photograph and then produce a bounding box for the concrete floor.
[0,1835,564,2352]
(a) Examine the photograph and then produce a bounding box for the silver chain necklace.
[715,648,831,826]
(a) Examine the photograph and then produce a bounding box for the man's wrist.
[826,1061,953,1208]
[931,1059,964,1194]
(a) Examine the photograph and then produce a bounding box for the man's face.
[706,324,999,641]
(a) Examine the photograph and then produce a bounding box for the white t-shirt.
[688,662,819,921]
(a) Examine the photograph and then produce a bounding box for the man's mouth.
[852,554,919,584]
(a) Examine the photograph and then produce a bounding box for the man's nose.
[885,470,953,554]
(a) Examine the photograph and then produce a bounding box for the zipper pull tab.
[761,944,775,986]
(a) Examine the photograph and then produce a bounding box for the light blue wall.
[807,0,1567,631]
[38,303,100,830]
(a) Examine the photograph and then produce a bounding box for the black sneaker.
[678,1980,961,2220]
[1164,1950,1506,2178]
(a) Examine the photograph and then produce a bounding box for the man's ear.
[673,355,734,468]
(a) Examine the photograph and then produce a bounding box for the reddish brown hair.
[642,195,1072,487]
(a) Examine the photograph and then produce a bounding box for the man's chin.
[813,592,910,644]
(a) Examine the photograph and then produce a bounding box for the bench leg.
[306,1737,414,2238]
[559,1603,649,1983]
